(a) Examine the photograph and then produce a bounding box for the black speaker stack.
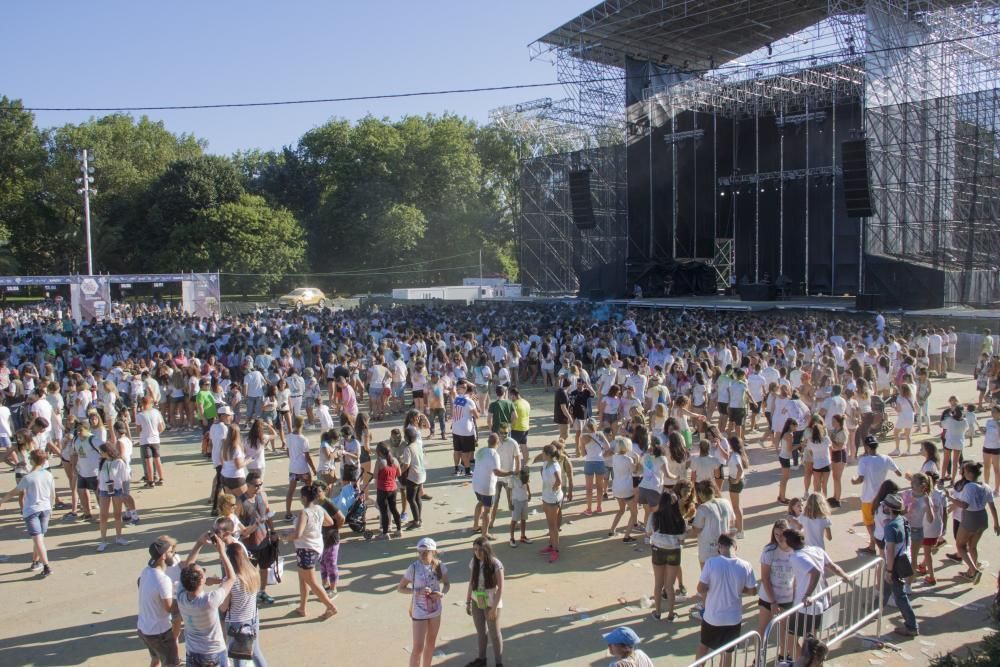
[568,169,596,230]
[841,139,873,218]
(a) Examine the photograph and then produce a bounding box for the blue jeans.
[227,619,267,667]
[884,577,918,631]
[245,396,262,420]
[187,648,229,667]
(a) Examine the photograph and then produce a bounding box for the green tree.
[164,194,305,293]
[0,97,48,273]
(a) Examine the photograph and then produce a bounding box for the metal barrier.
[760,557,884,666]
[687,631,761,667]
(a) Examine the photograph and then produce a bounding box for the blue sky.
[2,1,596,154]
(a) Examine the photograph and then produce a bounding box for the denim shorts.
[24,510,50,537]
[583,460,606,476]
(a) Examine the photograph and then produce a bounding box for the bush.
[930,630,1000,667]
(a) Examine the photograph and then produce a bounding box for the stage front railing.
[687,631,761,667]
[760,557,884,666]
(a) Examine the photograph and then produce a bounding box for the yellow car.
[277,287,328,308]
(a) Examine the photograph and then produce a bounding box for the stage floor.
[602,295,857,312]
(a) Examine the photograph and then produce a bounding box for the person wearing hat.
[881,492,919,636]
[851,435,902,554]
[399,537,450,667]
[137,535,181,667]
[601,626,654,667]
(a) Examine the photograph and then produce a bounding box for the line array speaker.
[841,139,873,218]
[568,169,596,230]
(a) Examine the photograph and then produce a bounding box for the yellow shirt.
[512,398,531,431]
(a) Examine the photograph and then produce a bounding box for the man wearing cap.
[137,535,181,667]
[851,435,902,554]
[881,493,919,636]
[695,534,757,663]
[601,626,654,667]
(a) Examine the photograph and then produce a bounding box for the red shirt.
[377,462,399,492]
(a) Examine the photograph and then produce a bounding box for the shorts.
[452,434,477,453]
[391,383,405,399]
[632,476,642,488]
[341,464,360,483]
[727,408,747,426]
[758,599,792,612]
[494,479,509,495]
[831,449,848,464]
[813,465,831,473]
[412,390,425,399]
[601,413,618,424]
[583,460,605,476]
[638,487,661,507]
[921,536,939,546]
[99,486,125,498]
[727,479,745,494]
[984,447,1000,456]
[651,546,681,566]
[779,457,791,469]
[77,475,99,492]
[221,476,246,489]
[573,419,587,432]
[139,628,180,666]
[24,510,50,537]
[792,430,805,446]
[510,430,528,445]
[910,526,924,543]
[296,547,320,570]
[788,611,824,637]
[749,402,762,415]
[141,443,160,460]
[861,502,875,526]
[511,499,528,521]
[288,472,311,483]
[475,492,494,508]
[717,402,729,416]
[701,620,742,651]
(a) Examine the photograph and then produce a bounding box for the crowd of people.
[0,299,998,666]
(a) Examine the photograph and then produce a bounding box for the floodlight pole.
[78,149,95,276]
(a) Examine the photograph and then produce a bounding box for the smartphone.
[266,511,276,519]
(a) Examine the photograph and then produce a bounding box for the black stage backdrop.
[627,100,864,295]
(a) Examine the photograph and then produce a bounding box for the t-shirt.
[488,399,515,433]
[399,442,426,484]
[16,468,55,518]
[693,499,735,555]
[800,514,833,549]
[553,389,570,424]
[75,435,103,478]
[468,557,504,609]
[496,437,521,475]
[194,390,217,420]
[569,388,593,420]
[759,545,794,604]
[857,454,900,502]
[244,370,265,398]
[209,422,228,468]
[177,587,228,654]
[472,448,502,496]
[452,394,477,437]
[287,433,311,475]
[691,455,719,484]
[609,649,656,667]
[137,566,174,635]
[790,546,832,613]
[136,409,164,445]
[405,560,448,620]
[699,555,756,626]
[957,482,995,512]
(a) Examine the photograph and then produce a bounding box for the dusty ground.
[0,373,995,666]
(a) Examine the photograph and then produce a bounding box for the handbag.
[227,617,257,660]
[267,554,285,586]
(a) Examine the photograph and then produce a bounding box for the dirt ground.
[0,373,995,666]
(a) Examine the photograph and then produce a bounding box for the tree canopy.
[0,99,523,293]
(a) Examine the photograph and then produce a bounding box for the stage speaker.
[841,140,873,217]
[568,169,596,230]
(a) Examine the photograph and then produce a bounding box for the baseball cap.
[882,494,904,511]
[148,535,177,566]
[217,405,233,416]
[602,626,641,647]
[312,479,328,491]
[863,435,879,448]
[416,537,437,552]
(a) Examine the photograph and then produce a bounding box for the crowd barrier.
[687,630,761,667]
[759,557,884,666]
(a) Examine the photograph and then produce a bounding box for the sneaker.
[116,537,130,547]
[548,550,560,563]
[464,469,473,477]
[130,513,140,525]
[454,467,462,476]
[509,538,518,548]
[258,592,276,605]
[29,561,42,572]
[945,552,962,563]
[736,530,745,539]
[676,586,688,598]
[284,513,294,521]
[400,512,409,523]
[893,626,918,637]
[923,576,937,586]
[582,510,593,517]
[40,565,52,577]
[96,542,108,553]
[691,606,704,621]
[63,512,78,522]
[623,536,637,543]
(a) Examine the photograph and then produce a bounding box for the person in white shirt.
[489,426,522,534]
[243,368,266,424]
[0,449,56,576]
[602,626,655,667]
[136,395,166,488]
[852,436,902,553]
[785,529,852,653]
[284,415,316,519]
[177,532,238,665]
[452,380,480,476]
[137,535,182,666]
[471,433,512,541]
[694,534,757,662]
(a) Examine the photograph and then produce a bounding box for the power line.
[15,29,1000,113]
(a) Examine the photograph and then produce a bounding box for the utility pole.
[76,150,96,275]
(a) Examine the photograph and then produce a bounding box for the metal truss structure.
[713,238,735,292]
[501,0,1000,301]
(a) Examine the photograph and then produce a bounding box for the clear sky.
[2,1,597,155]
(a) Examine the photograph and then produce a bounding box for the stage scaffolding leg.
[672,100,678,259]
[779,113,785,278]
[755,104,760,282]
[805,99,811,294]
[648,96,654,259]
[713,111,718,242]
[832,102,837,294]
[693,110,698,257]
